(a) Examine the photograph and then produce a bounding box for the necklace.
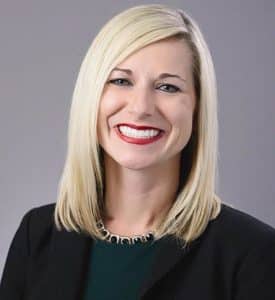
[96,219,155,245]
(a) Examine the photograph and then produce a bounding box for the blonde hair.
[54,3,224,247]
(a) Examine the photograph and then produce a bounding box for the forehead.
[114,38,193,76]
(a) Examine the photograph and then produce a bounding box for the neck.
[101,152,181,236]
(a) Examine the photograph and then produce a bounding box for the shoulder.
[205,202,275,253]
[25,202,56,224]
[18,203,56,254]
[220,203,275,240]
[22,203,56,233]
[210,203,275,298]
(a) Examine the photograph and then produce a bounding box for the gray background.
[1,0,274,277]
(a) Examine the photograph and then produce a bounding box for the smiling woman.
[1,3,275,300]
[97,37,196,185]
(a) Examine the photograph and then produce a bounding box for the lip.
[114,126,165,145]
[116,123,164,131]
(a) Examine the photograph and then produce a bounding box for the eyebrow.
[111,67,186,82]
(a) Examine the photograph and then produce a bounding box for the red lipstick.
[116,123,163,131]
[114,125,165,145]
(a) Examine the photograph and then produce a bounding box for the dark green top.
[82,237,163,300]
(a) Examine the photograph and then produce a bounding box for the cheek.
[98,94,120,126]
[97,93,124,143]
[99,91,121,118]
[164,101,194,132]
[97,97,110,137]
[99,95,117,116]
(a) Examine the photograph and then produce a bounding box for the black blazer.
[1,202,275,300]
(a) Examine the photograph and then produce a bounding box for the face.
[97,38,196,170]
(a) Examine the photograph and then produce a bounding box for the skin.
[97,37,196,236]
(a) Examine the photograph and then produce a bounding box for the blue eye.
[108,78,130,86]
[158,84,180,93]
[108,78,181,93]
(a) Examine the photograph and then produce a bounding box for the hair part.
[54,4,223,248]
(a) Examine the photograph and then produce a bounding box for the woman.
[1,4,275,300]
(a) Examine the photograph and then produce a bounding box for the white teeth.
[118,126,161,138]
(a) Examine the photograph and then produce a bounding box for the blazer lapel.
[138,234,201,298]
[40,227,92,300]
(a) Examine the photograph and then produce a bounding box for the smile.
[118,125,161,138]
[115,126,164,145]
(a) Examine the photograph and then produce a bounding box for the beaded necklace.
[97,220,155,245]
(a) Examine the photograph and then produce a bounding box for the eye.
[107,78,181,93]
[157,84,180,93]
[108,78,131,86]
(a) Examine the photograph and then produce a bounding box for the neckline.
[92,236,165,249]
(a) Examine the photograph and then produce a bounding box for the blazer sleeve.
[234,232,275,300]
[0,208,33,300]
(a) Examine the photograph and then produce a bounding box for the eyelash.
[107,78,181,93]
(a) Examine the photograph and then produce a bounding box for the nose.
[127,87,155,117]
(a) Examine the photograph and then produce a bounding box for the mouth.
[114,125,165,145]
[116,123,164,131]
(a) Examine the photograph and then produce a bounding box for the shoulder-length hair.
[54,3,223,247]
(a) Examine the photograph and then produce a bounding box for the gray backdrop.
[1,0,274,277]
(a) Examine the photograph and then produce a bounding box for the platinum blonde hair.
[54,4,223,247]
